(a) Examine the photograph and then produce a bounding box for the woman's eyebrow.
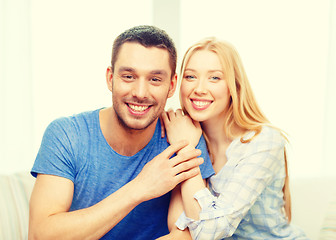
[184,68,196,72]
[208,70,224,74]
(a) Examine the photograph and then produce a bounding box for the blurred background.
[1,0,335,180]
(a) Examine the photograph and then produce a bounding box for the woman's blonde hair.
[179,37,291,221]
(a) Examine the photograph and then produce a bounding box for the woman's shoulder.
[240,125,286,150]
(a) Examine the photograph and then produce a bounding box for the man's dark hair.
[111,25,177,78]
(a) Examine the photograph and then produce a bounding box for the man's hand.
[133,140,203,202]
[161,109,202,148]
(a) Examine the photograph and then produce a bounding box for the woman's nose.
[194,79,207,95]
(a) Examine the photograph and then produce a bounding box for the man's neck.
[99,107,158,156]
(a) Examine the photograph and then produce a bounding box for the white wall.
[0,0,153,174]
[30,0,154,169]
[31,0,155,154]
[0,0,34,173]
[323,0,336,177]
[1,0,335,179]
[177,0,332,178]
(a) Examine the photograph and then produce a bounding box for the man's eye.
[151,77,161,82]
[122,75,134,80]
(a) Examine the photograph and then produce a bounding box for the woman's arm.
[162,110,206,220]
[156,186,192,240]
[163,112,287,239]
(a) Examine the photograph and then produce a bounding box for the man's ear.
[167,74,177,98]
[106,66,113,92]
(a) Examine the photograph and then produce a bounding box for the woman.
[162,38,308,239]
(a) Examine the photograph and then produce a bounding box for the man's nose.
[132,79,149,99]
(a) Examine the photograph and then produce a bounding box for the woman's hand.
[161,109,202,148]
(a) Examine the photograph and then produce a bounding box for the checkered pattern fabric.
[176,126,308,239]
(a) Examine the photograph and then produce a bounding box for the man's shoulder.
[42,109,101,143]
[49,109,100,129]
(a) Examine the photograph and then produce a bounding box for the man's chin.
[119,118,158,132]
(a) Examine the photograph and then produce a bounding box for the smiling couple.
[29,25,308,240]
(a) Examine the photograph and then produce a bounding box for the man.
[29,25,214,239]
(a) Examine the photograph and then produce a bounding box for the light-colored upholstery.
[0,172,34,240]
[0,172,335,239]
[291,177,336,240]
[319,198,336,240]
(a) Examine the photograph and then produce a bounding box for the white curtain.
[323,0,336,176]
[0,0,34,173]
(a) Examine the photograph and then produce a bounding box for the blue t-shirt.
[31,109,214,240]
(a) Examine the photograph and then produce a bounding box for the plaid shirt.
[176,126,308,240]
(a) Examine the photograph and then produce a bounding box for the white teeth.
[129,104,149,112]
[193,100,210,107]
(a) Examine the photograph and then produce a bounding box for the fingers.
[166,108,184,121]
[167,108,176,120]
[173,157,203,177]
[159,115,166,138]
[175,109,183,117]
[161,141,202,175]
[170,149,203,177]
[163,140,189,159]
[174,166,201,184]
[171,148,202,167]
[161,111,169,126]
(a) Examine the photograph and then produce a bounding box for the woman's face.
[180,49,231,122]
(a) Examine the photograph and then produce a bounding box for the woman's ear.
[168,74,177,98]
[106,66,113,92]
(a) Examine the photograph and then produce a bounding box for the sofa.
[1,172,335,240]
[0,172,34,240]
[291,177,336,240]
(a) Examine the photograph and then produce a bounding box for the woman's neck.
[201,115,246,171]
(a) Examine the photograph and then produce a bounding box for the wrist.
[126,178,147,204]
[176,144,197,155]
[170,227,192,240]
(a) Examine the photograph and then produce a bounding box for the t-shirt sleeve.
[31,118,78,182]
[196,135,215,179]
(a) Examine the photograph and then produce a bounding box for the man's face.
[108,42,176,131]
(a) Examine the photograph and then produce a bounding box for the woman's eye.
[184,75,196,80]
[210,76,221,81]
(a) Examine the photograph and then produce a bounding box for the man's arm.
[29,174,146,240]
[29,141,203,240]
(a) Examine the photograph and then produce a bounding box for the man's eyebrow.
[118,67,135,73]
[150,70,168,77]
[117,67,168,77]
